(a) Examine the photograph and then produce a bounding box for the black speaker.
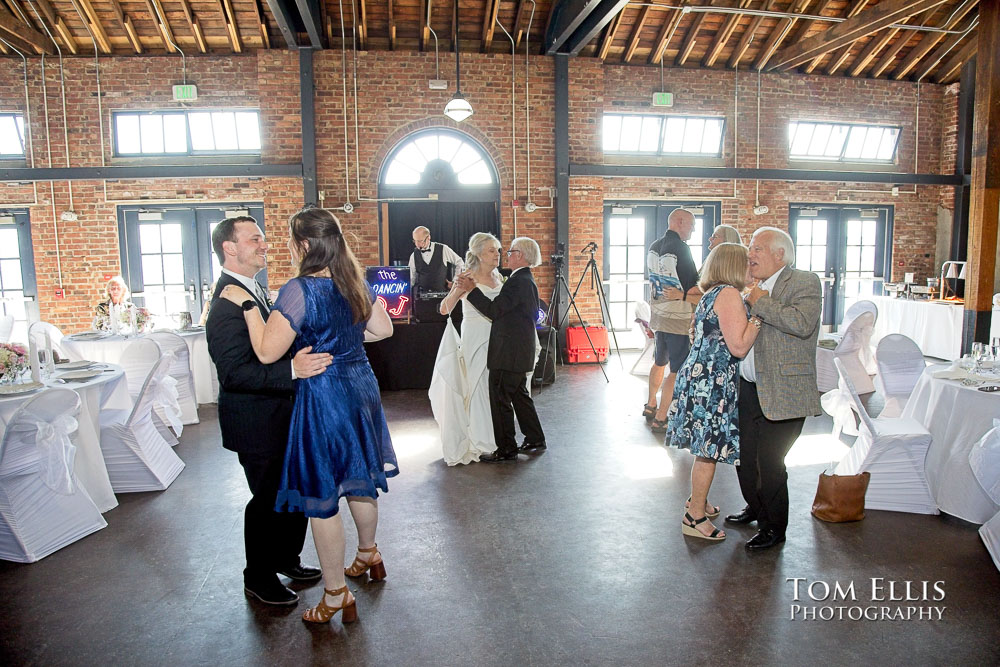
[533,327,556,385]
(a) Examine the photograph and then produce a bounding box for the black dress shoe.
[244,579,299,606]
[481,451,518,462]
[519,440,546,453]
[724,508,758,525]
[745,529,785,551]
[277,564,322,582]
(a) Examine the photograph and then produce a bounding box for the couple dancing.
[429,234,546,464]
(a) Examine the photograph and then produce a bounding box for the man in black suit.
[457,237,546,462]
[206,216,330,605]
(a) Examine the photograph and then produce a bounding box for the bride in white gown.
[429,233,504,465]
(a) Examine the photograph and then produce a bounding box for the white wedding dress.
[429,283,502,465]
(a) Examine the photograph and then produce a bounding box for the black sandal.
[650,417,668,433]
[686,496,720,519]
[681,512,725,541]
[642,403,656,422]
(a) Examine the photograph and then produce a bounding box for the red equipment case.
[564,326,609,363]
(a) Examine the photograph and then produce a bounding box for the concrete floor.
[1,354,998,665]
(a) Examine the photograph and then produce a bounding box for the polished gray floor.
[1,355,998,665]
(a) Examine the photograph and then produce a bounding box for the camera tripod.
[567,242,622,370]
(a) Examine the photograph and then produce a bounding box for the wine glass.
[972,342,986,374]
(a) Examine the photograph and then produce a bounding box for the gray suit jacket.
[749,266,823,421]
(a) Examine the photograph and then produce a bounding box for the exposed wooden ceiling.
[0,0,981,84]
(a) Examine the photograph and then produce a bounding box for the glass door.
[0,209,38,343]
[790,205,891,328]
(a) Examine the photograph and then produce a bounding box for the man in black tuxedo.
[206,216,330,605]
[457,237,546,462]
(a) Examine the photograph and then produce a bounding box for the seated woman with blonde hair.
[93,276,135,331]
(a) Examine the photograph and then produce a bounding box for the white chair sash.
[821,386,859,438]
[16,414,79,495]
[151,374,183,435]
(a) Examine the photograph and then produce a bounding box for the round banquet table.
[62,329,219,404]
[0,365,131,513]
[900,365,1000,523]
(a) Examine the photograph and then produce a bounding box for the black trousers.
[489,369,545,456]
[237,450,308,585]
[736,379,805,536]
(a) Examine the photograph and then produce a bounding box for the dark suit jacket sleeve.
[207,299,294,395]
[466,274,531,321]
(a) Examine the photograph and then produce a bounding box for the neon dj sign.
[366,267,412,319]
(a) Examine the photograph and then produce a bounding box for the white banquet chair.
[0,314,13,342]
[147,331,199,426]
[0,388,107,562]
[833,358,938,515]
[970,420,1000,571]
[27,321,68,360]
[816,311,876,394]
[873,334,926,418]
[120,338,181,444]
[99,357,185,492]
[630,300,655,377]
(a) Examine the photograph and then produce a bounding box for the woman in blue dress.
[666,243,761,541]
[221,207,398,623]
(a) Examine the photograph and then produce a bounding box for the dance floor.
[0,353,997,664]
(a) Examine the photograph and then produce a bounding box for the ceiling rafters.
[389,0,396,50]
[847,17,913,77]
[623,5,651,63]
[754,0,813,71]
[675,6,708,66]
[252,0,269,49]
[513,0,526,47]
[648,6,682,64]
[787,0,836,46]
[109,0,143,53]
[802,0,870,74]
[703,0,753,68]
[143,0,177,52]
[868,7,939,77]
[598,9,623,61]
[933,32,977,82]
[482,0,499,52]
[67,0,110,53]
[419,0,427,51]
[727,0,777,69]
[893,0,978,79]
[0,8,48,53]
[217,0,242,52]
[912,16,978,81]
[29,0,77,54]
[356,0,367,50]
[772,0,948,71]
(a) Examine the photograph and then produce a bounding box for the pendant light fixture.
[443,0,473,122]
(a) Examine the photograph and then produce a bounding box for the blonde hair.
[105,276,130,301]
[465,232,500,273]
[699,243,748,292]
[712,225,742,245]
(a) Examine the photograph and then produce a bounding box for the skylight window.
[788,122,900,163]
[603,114,725,156]
[0,114,26,157]
[113,110,261,157]
[383,132,494,185]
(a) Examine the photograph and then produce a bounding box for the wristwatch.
[241,299,257,312]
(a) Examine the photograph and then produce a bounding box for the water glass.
[991,337,1000,361]
[972,342,986,373]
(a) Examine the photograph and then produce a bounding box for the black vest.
[413,243,448,292]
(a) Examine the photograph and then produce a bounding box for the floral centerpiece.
[94,303,151,334]
[0,342,28,385]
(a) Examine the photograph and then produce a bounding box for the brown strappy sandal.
[345,544,387,581]
[302,585,358,624]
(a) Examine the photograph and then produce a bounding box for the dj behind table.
[408,226,464,321]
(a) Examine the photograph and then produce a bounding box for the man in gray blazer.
[726,227,822,550]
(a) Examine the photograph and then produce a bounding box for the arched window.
[383,131,495,187]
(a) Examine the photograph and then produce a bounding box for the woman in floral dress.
[666,243,762,541]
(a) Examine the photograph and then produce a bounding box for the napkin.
[931,363,990,383]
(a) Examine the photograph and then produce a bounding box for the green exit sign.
[172,84,198,102]
[652,92,674,107]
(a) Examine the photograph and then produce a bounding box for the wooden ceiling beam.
[934,33,977,83]
[754,0,814,72]
[868,7,940,78]
[66,0,110,53]
[0,5,53,53]
[142,0,177,52]
[0,38,8,53]
[356,0,367,50]
[513,0,526,47]
[675,8,707,66]
[727,0,777,69]
[389,0,396,50]
[598,9,622,61]
[30,0,78,55]
[847,21,908,77]
[216,0,242,52]
[109,0,143,53]
[419,0,427,51]
[802,0,868,73]
[0,15,40,54]
[703,0,753,68]
[772,0,948,71]
[893,0,978,80]
[253,0,269,48]
[623,5,650,63]
[912,18,977,81]
[787,0,836,46]
[482,0,500,52]
[648,7,682,64]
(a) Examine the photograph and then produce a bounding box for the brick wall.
[0,51,957,334]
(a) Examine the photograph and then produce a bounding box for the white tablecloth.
[871,296,963,361]
[0,365,131,513]
[62,330,218,403]
[901,365,1000,522]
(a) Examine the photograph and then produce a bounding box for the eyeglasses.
[506,249,521,256]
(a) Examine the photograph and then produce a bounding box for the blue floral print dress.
[665,284,743,465]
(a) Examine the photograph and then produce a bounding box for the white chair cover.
[821,382,859,439]
[27,320,68,362]
[873,334,926,418]
[630,301,655,377]
[816,311,876,393]
[832,358,938,514]
[147,332,199,426]
[0,314,13,342]
[119,338,180,443]
[0,388,106,562]
[974,422,1000,571]
[98,357,185,492]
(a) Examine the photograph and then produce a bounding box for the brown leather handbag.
[811,471,871,522]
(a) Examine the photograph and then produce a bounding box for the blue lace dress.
[665,285,742,465]
[272,277,398,518]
